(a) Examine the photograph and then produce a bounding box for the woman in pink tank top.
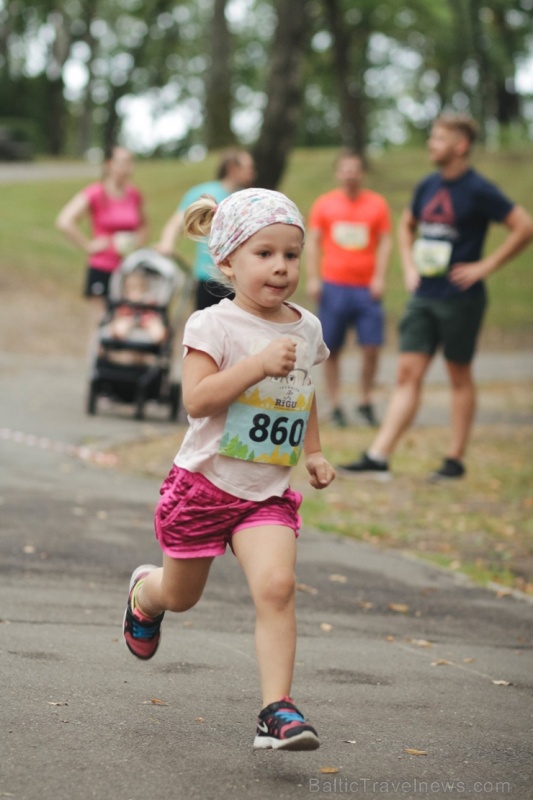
[56,145,148,317]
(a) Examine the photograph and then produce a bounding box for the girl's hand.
[259,337,297,378]
[306,451,335,489]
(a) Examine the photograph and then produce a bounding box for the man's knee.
[396,354,430,387]
[446,361,474,389]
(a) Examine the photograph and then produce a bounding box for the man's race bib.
[332,222,369,250]
[219,377,314,466]
[413,239,452,277]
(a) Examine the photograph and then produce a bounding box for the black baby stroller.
[87,248,191,420]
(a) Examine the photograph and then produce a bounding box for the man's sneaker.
[123,564,164,660]
[357,403,378,427]
[429,457,465,482]
[253,696,319,751]
[331,406,348,428]
[337,451,390,480]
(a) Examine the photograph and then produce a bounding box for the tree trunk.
[44,7,71,155]
[44,76,67,155]
[467,0,491,140]
[492,8,522,127]
[252,0,308,189]
[323,0,367,155]
[445,0,471,109]
[103,84,123,151]
[205,0,235,149]
[75,0,99,155]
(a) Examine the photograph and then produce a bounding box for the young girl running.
[123,188,335,750]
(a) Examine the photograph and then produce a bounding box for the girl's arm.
[304,395,335,489]
[182,337,297,419]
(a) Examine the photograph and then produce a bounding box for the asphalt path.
[1,351,532,800]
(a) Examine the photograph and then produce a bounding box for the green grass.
[294,420,533,595]
[1,144,533,346]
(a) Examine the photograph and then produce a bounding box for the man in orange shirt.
[306,151,393,427]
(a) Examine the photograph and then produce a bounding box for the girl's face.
[221,223,303,320]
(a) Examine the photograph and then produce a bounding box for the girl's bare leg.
[136,554,214,616]
[232,525,297,707]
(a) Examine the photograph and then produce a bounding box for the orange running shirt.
[308,188,391,286]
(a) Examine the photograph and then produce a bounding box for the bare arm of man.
[305,228,323,302]
[450,205,533,290]
[369,231,393,299]
[397,208,420,293]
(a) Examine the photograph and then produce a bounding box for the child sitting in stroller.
[100,262,170,366]
[87,247,188,419]
[108,268,167,347]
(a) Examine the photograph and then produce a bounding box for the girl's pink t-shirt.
[175,299,329,501]
[84,182,145,271]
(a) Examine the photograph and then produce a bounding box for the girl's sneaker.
[253,696,320,751]
[123,565,164,660]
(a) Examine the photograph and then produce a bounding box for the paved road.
[0,161,98,184]
[1,352,532,800]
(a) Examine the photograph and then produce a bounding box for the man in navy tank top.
[339,113,533,481]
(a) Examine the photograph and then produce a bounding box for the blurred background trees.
[1,0,532,183]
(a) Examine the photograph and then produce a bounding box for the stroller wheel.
[87,381,98,416]
[169,382,181,422]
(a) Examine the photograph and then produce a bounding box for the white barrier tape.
[0,428,118,466]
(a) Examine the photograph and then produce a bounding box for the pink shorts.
[154,466,302,559]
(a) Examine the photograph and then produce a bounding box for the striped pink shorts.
[154,466,302,559]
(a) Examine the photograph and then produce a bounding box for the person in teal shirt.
[157,148,256,309]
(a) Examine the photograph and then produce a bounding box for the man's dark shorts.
[319,282,384,350]
[399,292,488,364]
[84,266,113,299]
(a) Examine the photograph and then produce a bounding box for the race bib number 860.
[219,380,314,466]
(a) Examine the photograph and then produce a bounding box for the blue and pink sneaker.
[123,565,164,660]
[253,696,320,750]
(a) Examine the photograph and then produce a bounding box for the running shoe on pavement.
[253,696,320,751]
[123,564,164,660]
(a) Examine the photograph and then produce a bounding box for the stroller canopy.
[109,248,186,306]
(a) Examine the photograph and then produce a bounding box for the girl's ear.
[218,259,234,279]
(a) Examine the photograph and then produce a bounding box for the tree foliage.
[0,0,531,170]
